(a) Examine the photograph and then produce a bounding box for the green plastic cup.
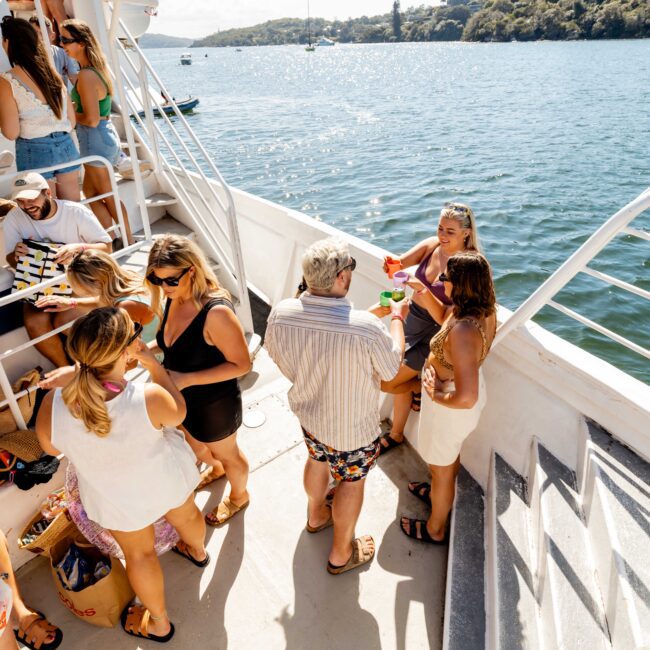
[380,291,393,307]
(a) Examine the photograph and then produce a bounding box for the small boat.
[305,0,315,51]
[316,36,335,46]
[136,96,199,118]
[180,52,192,65]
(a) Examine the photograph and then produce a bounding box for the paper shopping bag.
[50,538,134,628]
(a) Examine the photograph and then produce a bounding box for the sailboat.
[305,0,315,51]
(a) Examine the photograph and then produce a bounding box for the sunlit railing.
[494,187,650,370]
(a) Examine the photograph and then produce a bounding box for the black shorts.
[183,391,242,443]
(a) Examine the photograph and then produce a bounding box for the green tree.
[392,1,403,40]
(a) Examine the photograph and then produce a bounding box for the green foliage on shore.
[190,1,649,47]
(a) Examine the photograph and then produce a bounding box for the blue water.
[146,42,650,382]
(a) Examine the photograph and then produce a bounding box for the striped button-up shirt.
[265,292,402,451]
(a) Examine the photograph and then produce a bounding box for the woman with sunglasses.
[146,235,252,525]
[378,202,482,455]
[36,307,207,643]
[59,19,132,247]
[400,252,496,544]
[0,17,80,201]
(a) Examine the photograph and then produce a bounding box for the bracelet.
[416,287,428,295]
[391,314,404,323]
[68,299,77,308]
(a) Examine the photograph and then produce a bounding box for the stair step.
[581,421,650,649]
[444,467,485,650]
[145,193,177,209]
[487,453,540,650]
[531,440,610,649]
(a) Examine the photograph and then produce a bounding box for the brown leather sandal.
[14,610,62,650]
[327,535,375,575]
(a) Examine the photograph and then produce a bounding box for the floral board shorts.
[302,428,380,482]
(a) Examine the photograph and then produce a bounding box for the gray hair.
[302,238,351,291]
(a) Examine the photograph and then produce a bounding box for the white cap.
[10,172,49,201]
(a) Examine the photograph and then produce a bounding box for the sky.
[153,1,396,39]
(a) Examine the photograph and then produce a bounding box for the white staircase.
[444,419,650,649]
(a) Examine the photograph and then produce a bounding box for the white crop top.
[1,72,72,139]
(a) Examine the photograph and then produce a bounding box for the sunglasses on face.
[439,272,449,282]
[59,36,79,44]
[147,267,191,287]
[126,322,143,346]
[337,257,356,275]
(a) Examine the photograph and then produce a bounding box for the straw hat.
[0,429,43,462]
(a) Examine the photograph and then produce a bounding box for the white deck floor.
[16,350,447,649]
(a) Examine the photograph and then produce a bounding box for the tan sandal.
[205,496,249,526]
[195,465,225,491]
[305,506,333,533]
[327,535,375,575]
[14,610,63,650]
[120,605,174,643]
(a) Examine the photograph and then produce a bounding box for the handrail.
[493,187,650,361]
[105,4,254,334]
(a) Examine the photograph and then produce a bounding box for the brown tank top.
[429,317,489,373]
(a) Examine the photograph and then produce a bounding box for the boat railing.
[494,186,650,375]
[0,156,149,431]
[105,2,254,335]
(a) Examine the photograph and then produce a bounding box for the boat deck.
[15,348,447,649]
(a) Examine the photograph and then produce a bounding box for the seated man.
[4,172,112,367]
[1,529,63,650]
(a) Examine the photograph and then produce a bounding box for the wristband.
[391,314,404,323]
[416,288,428,295]
[68,299,77,308]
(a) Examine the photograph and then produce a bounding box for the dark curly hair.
[447,252,496,319]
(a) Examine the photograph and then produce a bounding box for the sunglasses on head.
[126,322,143,346]
[337,257,356,275]
[59,36,79,44]
[147,266,191,287]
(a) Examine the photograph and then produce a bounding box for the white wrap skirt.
[416,369,486,466]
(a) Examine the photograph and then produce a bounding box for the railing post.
[33,0,55,69]
[137,54,162,174]
[494,187,650,348]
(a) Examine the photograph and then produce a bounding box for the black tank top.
[157,297,239,405]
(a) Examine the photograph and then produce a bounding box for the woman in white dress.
[400,252,496,544]
[36,307,206,644]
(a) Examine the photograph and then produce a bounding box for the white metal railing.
[0,155,148,429]
[494,187,650,368]
[105,2,254,334]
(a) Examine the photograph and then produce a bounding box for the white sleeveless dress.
[52,382,200,532]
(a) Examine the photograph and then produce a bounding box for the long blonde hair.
[67,250,144,305]
[60,19,114,95]
[62,307,132,437]
[440,202,482,253]
[145,235,229,318]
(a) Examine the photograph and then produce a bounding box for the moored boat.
[180,52,192,65]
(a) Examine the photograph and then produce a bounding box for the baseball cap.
[10,172,49,201]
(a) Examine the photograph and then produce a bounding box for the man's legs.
[329,478,368,567]
[22,304,68,368]
[304,457,331,530]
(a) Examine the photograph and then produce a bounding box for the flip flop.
[195,464,225,491]
[408,481,431,505]
[378,431,402,456]
[411,391,422,411]
[327,535,375,575]
[171,541,210,568]
[14,610,62,650]
[120,605,175,644]
[399,516,448,545]
[205,496,249,526]
[305,505,333,533]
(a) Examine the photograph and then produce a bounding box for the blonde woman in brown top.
[400,252,496,544]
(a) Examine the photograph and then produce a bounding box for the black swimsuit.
[157,297,242,443]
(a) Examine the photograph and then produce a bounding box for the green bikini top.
[71,67,112,117]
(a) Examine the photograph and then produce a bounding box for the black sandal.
[378,431,402,456]
[171,541,210,568]
[407,481,431,505]
[411,391,422,411]
[14,610,63,650]
[399,516,448,545]
[120,605,175,644]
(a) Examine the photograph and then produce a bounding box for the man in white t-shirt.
[4,172,112,367]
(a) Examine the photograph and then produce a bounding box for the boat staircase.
[0,1,649,647]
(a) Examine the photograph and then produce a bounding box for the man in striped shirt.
[266,238,407,575]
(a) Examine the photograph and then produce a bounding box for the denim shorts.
[76,120,120,167]
[15,131,80,179]
[302,428,380,482]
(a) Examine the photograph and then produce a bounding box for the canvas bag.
[50,537,134,628]
[0,368,41,435]
[11,240,72,304]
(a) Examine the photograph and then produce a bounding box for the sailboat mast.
[307,0,312,46]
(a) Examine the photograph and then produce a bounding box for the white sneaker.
[0,150,15,174]
[117,158,154,179]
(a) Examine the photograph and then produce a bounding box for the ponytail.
[62,365,112,437]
